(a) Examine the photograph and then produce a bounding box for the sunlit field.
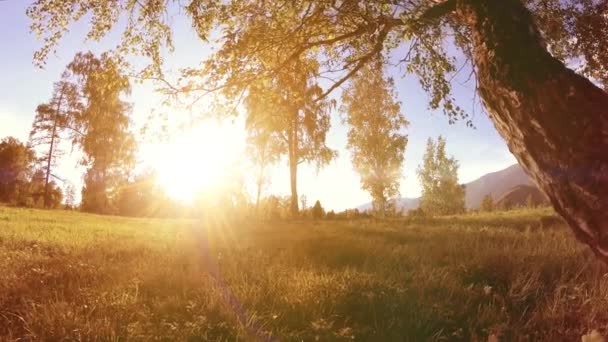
[1,206,605,341]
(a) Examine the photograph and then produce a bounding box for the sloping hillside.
[496,184,549,209]
[464,164,534,208]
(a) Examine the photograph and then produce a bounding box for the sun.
[147,120,245,202]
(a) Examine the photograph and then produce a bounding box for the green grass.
[1,206,606,341]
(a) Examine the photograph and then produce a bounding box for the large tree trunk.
[458,0,608,260]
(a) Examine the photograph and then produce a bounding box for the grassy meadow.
[1,206,607,341]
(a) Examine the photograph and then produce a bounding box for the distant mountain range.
[357,163,540,212]
[463,164,535,208]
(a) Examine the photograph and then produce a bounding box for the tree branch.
[419,0,457,22]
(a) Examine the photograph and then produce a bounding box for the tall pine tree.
[29,77,81,208]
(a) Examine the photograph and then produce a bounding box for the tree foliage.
[63,52,136,214]
[0,137,65,208]
[342,62,408,217]
[417,136,465,216]
[245,57,336,217]
[64,183,77,209]
[27,0,607,118]
[0,137,36,204]
[480,194,494,212]
[29,74,81,208]
[115,171,166,217]
[245,102,283,215]
[312,200,324,220]
[27,169,64,208]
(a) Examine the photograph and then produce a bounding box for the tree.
[417,136,465,216]
[342,62,408,218]
[29,77,81,208]
[44,180,63,209]
[299,194,307,212]
[24,170,64,209]
[245,58,336,218]
[0,137,35,204]
[245,111,282,215]
[64,183,76,209]
[28,1,608,259]
[312,200,324,220]
[481,194,494,212]
[65,52,136,214]
[115,171,167,217]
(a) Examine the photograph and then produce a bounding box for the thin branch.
[129,73,181,92]
[448,56,470,82]
[59,125,85,137]
[315,24,391,101]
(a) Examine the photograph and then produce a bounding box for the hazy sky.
[0,2,516,211]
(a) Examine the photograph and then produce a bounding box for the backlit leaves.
[28,0,608,123]
[342,62,408,216]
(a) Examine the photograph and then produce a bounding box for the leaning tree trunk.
[458,0,608,260]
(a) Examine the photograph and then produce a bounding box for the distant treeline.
[0,137,64,209]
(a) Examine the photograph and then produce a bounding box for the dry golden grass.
[0,206,605,341]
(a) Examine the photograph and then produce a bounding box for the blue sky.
[0,1,516,211]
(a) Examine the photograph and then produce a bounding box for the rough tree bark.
[457,0,608,260]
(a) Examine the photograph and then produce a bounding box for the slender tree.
[245,114,282,215]
[342,62,408,217]
[245,58,336,218]
[480,194,494,212]
[29,77,81,208]
[29,1,608,260]
[64,183,76,209]
[417,136,466,216]
[299,194,307,212]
